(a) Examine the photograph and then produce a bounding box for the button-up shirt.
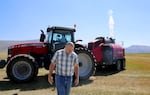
[51,49,78,76]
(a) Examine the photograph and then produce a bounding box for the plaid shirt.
[51,49,78,76]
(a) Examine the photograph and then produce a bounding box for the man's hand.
[48,75,54,85]
[48,63,55,85]
[74,77,79,86]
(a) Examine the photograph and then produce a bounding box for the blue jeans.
[55,75,72,95]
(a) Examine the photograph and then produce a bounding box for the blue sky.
[0,0,150,47]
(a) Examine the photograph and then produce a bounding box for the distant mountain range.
[0,40,150,53]
[125,45,150,53]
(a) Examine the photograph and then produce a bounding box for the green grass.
[126,53,150,71]
[0,51,7,59]
[0,53,150,95]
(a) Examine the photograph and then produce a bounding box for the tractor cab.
[40,26,75,52]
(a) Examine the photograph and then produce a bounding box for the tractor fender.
[7,54,38,67]
[75,43,85,48]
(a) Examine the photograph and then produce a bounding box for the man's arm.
[74,63,79,86]
[48,51,58,84]
[49,63,56,77]
[48,63,56,84]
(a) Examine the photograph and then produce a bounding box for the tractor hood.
[8,42,48,57]
[9,42,45,49]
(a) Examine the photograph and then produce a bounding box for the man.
[48,42,79,95]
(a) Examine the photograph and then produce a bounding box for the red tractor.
[0,26,125,83]
[0,26,96,82]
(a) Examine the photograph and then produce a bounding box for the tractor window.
[52,31,72,51]
[53,33,63,42]
[65,33,72,42]
[52,32,72,43]
[46,32,52,43]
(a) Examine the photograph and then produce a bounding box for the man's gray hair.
[66,42,75,47]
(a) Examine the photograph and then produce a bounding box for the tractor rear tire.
[6,57,38,83]
[75,48,96,80]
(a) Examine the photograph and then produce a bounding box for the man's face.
[65,45,74,54]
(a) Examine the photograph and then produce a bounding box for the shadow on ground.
[0,67,121,91]
[95,67,123,76]
[0,74,93,91]
[0,74,51,91]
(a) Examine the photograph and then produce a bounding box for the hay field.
[0,53,150,95]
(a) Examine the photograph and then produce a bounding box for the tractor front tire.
[7,57,38,83]
[75,48,96,80]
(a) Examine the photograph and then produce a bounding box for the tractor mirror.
[40,30,46,42]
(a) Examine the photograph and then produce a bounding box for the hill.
[125,45,150,53]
